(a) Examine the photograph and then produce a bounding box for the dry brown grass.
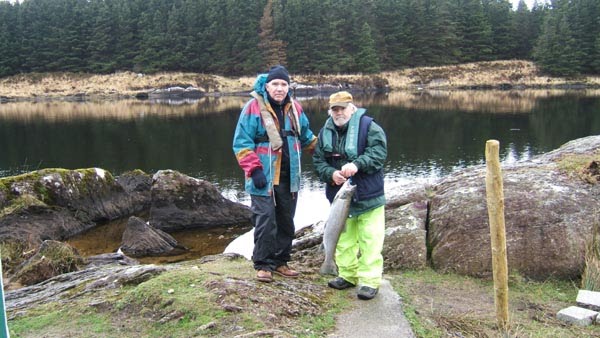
[0,71,255,99]
[382,60,600,89]
[392,268,600,337]
[2,61,599,100]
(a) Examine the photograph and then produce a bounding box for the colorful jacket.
[232,74,317,196]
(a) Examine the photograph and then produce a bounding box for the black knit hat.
[266,65,290,84]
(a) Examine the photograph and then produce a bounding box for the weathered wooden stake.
[485,139,509,331]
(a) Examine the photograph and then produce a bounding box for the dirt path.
[329,279,415,337]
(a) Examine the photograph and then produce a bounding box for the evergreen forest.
[0,0,598,78]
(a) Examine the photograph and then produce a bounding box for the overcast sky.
[511,0,539,10]
[2,0,545,12]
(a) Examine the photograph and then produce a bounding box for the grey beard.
[333,116,350,127]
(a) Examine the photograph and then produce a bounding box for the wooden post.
[485,140,509,331]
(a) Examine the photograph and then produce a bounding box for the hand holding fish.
[332,170,347,185]
[340,162,358,178]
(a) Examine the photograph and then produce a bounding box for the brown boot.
[274,265,300,278]
[256,270,273,283]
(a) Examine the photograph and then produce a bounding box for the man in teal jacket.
[313,91,387,300]
[232,65,317,283]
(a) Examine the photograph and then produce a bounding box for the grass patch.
[582,219,600,291]
[7,256,349,337]
[390,268,600,337]
[556,152,600,184]
[9,303,117,337]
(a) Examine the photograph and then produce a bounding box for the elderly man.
[232,65,317,283]
[313,91,387,300]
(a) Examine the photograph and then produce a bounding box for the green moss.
[0,168,68,205]
[9,304,118,337]
[0,168,119,212]
[0,239,28,270]
[0,194,47,218]
[122,169,149,176]
[556,152,600,183]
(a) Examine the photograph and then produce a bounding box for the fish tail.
[319,260,338,276]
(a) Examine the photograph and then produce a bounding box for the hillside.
[1,61,599,101]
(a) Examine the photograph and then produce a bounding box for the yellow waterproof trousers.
[335,205,385,289]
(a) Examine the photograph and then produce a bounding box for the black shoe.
[328,277,355,290]
[357,286,378,300]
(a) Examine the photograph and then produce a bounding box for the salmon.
[319,180,356,275]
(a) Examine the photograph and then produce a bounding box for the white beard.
[333,115,350,127]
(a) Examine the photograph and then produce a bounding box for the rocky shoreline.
[1,136,599,294]
[2,61,599,103]
[0,134,598,338]
[2,81,599,104]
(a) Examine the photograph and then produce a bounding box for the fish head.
[336,180,357,200]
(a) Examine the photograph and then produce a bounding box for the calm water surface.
[2,90,599,259]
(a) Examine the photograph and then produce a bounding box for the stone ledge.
[557,306,598,326]
[577,290,600,311]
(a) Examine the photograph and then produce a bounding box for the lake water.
[1,89,599,259]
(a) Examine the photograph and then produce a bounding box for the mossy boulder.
[427,136,600,280]
[0,168,147,248]
[149,170,252,231]
[0,168,250,284]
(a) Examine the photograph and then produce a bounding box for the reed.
[582,217,600,291]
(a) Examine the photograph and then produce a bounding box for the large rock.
[0,168,251,283]
[149,170,252,231]
[120,216,187,257]
[428,136,600,280]
[0,169,249,245]
[384,200,428,270]
[33,168,144,222]
[0,206,89,244]
[0,168,143,244]
[115,169,153,210]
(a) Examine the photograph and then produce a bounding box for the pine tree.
[512,0,534,59]
[372,0,411,69]
[0,2,19,76]
[483,0,515,60]
[258,0,287,69]
[533,0,581,76]
[355,22,381,73]
[88,0,117,73]
[450,0,494,62]
[112,0,144,72]
[420,0,460,66]
[163,1,184,71]
[567,0,599,74]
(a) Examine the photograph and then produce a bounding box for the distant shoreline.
[1,60,599,103]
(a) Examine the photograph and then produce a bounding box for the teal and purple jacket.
[232,74,317,196]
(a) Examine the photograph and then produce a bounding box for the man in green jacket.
[313,91,387,300]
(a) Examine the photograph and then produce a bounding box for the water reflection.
[66,217,252,264]
[0,96,248,121]
[2,89,600,259]
[2,89,599,121]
